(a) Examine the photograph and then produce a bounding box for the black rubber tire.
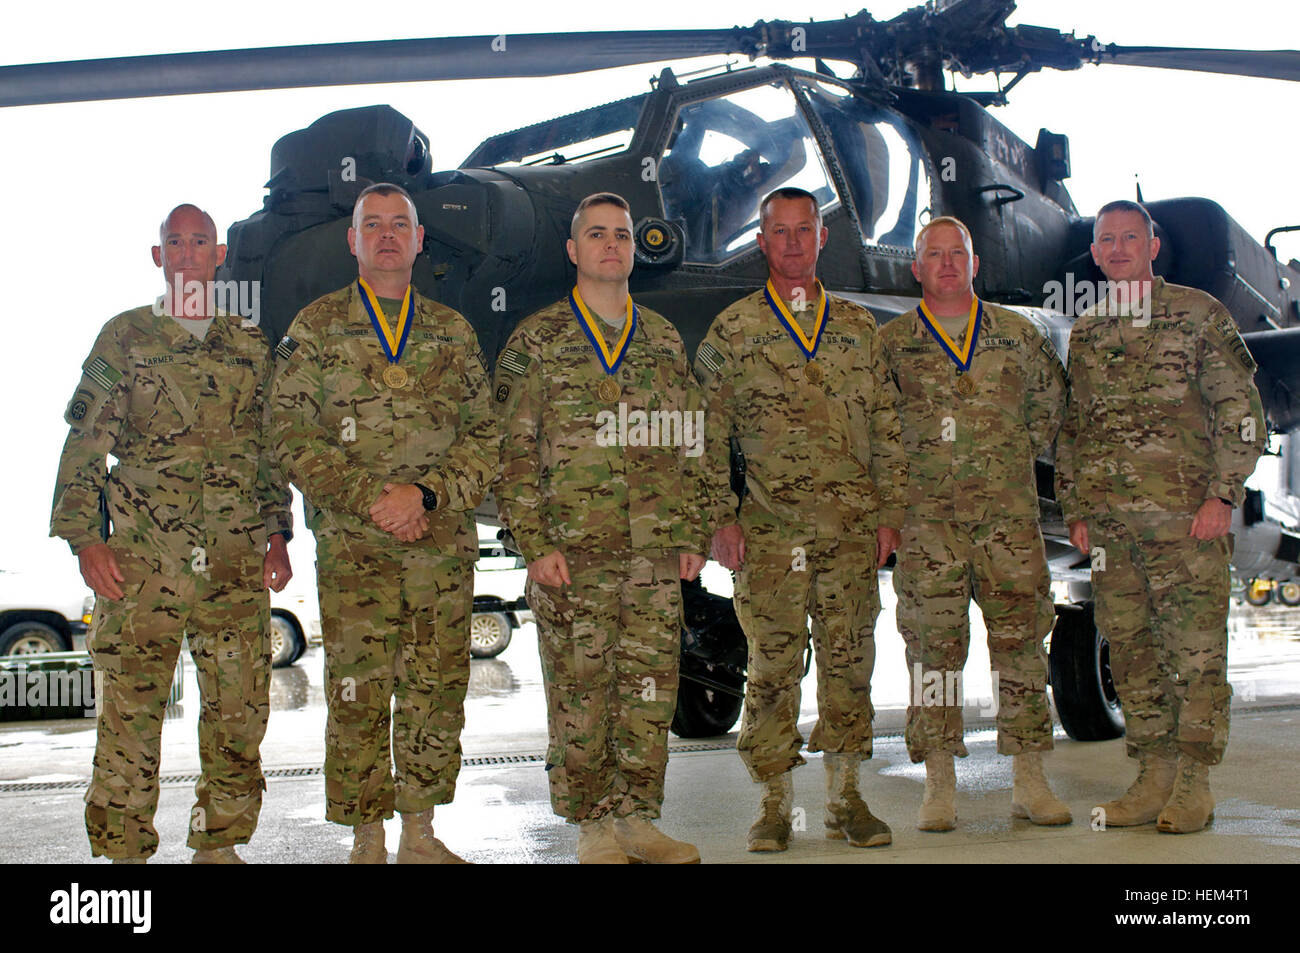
[0,621,68,656]
[1244,581,1273,607]
[269,610,303,668]
[469,612,513,659]
[1277,581,1300,606]
[1048,602,1125,741]
[671,677,744,738]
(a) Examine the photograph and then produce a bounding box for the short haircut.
[352,182,419,229]
[915,215,973,255]
[159,204,217,243]
[759,187,821,229]
[1094,200,1155,239]
[570,192,632,239]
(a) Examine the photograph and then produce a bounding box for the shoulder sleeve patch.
[497,347,532,377]
[64,387,105,429]
[275,335,300,360]
[696,341,725,376]
[83,355,122,392]
[1206,314,1256,373]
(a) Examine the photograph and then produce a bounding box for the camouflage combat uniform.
[51,304,291,860]
[881,301,1066,762]
[270,284,499,825]
[494,298,708,822]
[695,288,907,782]
[1056,278,1266,765]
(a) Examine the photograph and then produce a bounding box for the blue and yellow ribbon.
[569,287,638,375]
[357,278,414,364]
[916,297,983,371]
[764,279,829,360]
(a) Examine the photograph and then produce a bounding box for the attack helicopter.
[8,0,1300,738]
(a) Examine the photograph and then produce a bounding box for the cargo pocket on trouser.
[189,571,270,847]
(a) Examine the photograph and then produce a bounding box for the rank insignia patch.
[275,335,300,360]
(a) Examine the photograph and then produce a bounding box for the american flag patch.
[696,341,724,375]
[83,356,122,391]
[275,335,300,360]
[498,347,531,377]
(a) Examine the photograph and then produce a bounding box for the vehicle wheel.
[1048,603,1124,742]
[1277,581,1300,606]
[469,612,512,659]
[269,610,303,668]
[1244,580,1273,606]
[0,621,68,656]
[671,677,744,738]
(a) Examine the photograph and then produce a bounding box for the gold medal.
[956,374,975,396]
[383,364,409,389]
[597,377,621,403]
[803,360,824,385]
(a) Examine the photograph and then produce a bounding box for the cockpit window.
[797,79,933,250]
[660,82,840,265]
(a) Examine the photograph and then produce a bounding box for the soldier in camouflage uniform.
[495,193,707,864]
[270,183,499,863]
[1057,200,1266,834]
[882,216,1071,832]
[51,204,293,864]
[695,187,906,853]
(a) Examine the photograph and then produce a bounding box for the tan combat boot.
[577,815,628,864]
[1156,758,1215,834]
[917,753,957,832]
[747,771,793,852]
[1010,751,1073,825]
[1095,753,1177,827]
[349,821,387,864]
[823,752,892,847]
[112,857,146,865]
[613,815,701,864]
[397,807,469,863]
[192,846,247,864]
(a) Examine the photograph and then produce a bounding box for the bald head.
[159,204,217,244]
[153,204,226,295]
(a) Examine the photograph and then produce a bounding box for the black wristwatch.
[275,529,293,544]
[1218,497,1234,508]
[414,483,438,511]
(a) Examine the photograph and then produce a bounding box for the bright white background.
[2,0,1297,586]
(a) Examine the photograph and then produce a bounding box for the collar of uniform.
[349,281,423,329]
[142,301,234,351]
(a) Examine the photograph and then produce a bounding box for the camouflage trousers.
[733,526,879,782]
[85,545,269,860]
[893,518,1055,763]
[527,549,681,823]
[315,538,472,825]
[1091,514,1232,765]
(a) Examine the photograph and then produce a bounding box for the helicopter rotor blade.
[1092,45,1300,82]
[0,29,759,108]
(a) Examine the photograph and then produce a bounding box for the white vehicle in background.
[0,568,94,656]
[268,522,529,666]
[2,522,528,669]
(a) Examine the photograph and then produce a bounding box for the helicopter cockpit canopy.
[658,75,934,264]
[464,67,935,268]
